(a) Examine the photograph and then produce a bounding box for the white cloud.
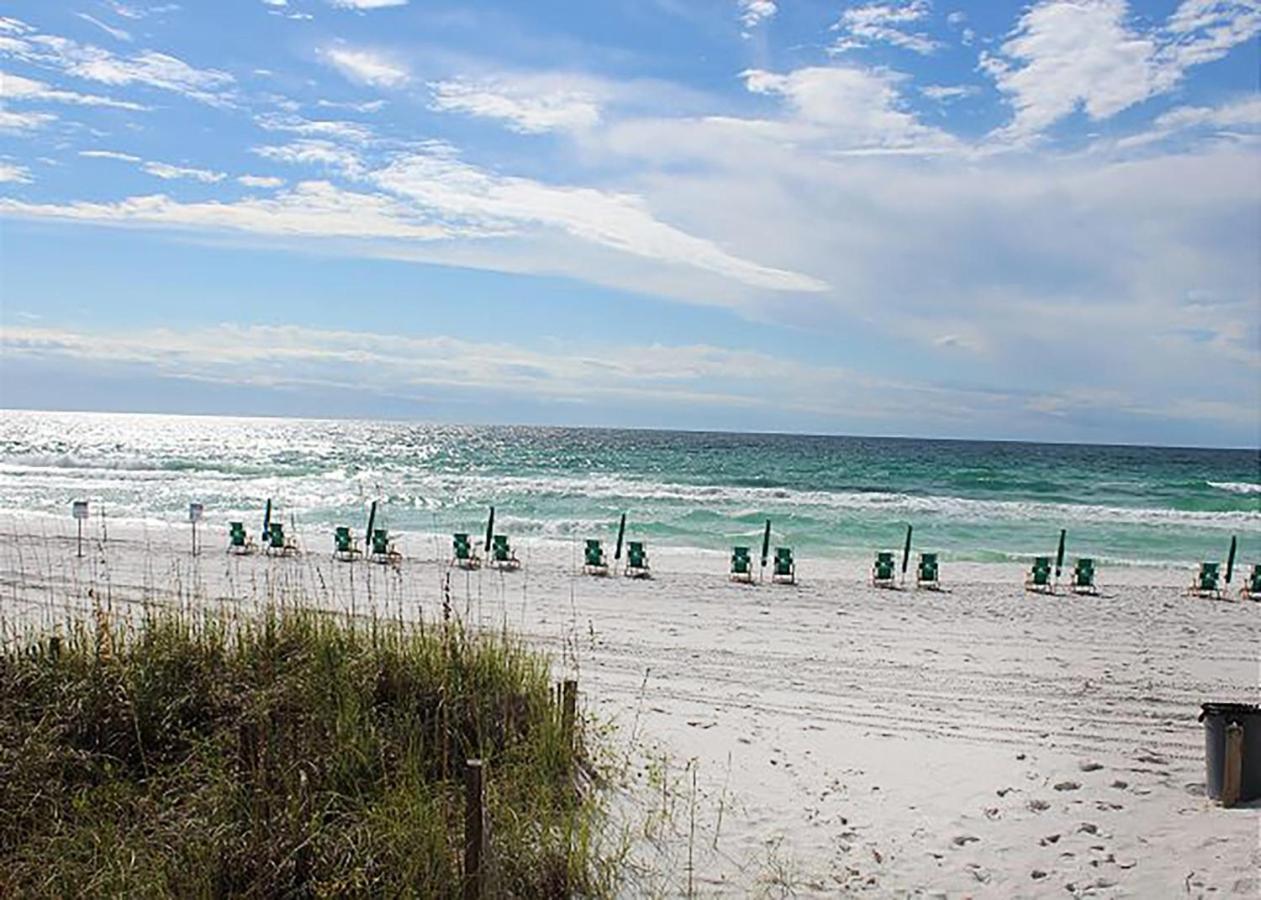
[253,139,365,176]
[326,0,407,7]
[75,13,132,42]
[255,112,374,143]
[428,75,601,134]
[142,160,225,182]
[0,70,146,109]
[920,83,979,102]
[0,180,464,241]
[0,105,55,132]
[319,46,408,88]
[833,1,940,55]
[738,0,777,30]
[1116,94,1261,148]
[0,161,32,183]
[984,0,1261,138]
[79,149,142,161]
[238,174,285,188]
[0,21,234,106]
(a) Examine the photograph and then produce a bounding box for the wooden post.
[464,759,485,900]
[1222,722,1244,808]
[562,679,578,751]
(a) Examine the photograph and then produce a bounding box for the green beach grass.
[0,603,621,897]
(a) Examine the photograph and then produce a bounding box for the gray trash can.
[1199,702,1261,803]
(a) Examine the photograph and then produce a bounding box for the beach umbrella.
[614,512,626,561]
[262,498,272,537]
[1054,529,1067,578]
[484,506,495,553]
[760,519,772,570]
[365,500,377,546]
[1225,535,1237,583]
[901,524,913,576]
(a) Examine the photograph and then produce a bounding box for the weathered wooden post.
[464,758,485,900]
[73,500,89,558]
[1221,722,1244,808]
[562,679,578,751]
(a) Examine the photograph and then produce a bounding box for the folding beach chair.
[1241,564,1261,601]
[772,547,796,585]
[333,525,361,561]
[452,533,480,570]
[730,546,753,583]
[370,528,401,565]
[916,552,940,590]
[872,550,896,589]
[584,539,608,576]
[227,521,255,555]
[624,540,650,579]
[490,534,521,571]
[1070,557,1097,595]
[1025,556,1052,593]
[1188,561,1221,599]
[265,522,298,557]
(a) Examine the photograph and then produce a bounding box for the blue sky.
[0,0,1257,446]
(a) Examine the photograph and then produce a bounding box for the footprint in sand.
[1054,780,1081,791]
[952,834,980,847]
[1079,760,1104,772]
[1040,834,1061,846]
[1028,799,1051,812]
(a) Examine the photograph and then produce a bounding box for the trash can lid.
[1199,701,1261,721]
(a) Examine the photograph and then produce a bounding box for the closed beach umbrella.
[761,519,772,569]
[365,500,377,546]
[1225,535,1237,583]
[262,498,272,537]
[615,512,626,561]
[484,506,495,552]
[1055,529,1067,578]
[901,524,913,575]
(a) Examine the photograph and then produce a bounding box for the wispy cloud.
[737,0,777,30]
[79,149,143,161]
[832,1,940,55]
[326,0,408,8]
[428,75,601,133]
[318,45,408,88]
[0,161,32,183]
[238,174,285,188]
[75,13,133,42]
[1,70,147,110]
[142,161,226,182]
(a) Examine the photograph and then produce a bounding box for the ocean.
[0,409,1257,567]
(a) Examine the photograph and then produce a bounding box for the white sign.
[189,502,204,523]
[72,500,89,520]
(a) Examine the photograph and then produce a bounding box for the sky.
[0,0,1258,447]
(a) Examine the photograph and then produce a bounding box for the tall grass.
[0,603,619,897]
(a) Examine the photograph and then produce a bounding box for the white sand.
[1,512,1258,897]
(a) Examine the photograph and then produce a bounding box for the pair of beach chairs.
[452,533,520,570]
[870,551,940,590]
[1188,562,1261,600]
[335,527,399,565]
[228,521,298,557]
[729,546,795,584]
[582,539,650,577]
[1025,557,1096,594]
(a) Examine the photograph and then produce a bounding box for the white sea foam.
[1208,481,1261,495]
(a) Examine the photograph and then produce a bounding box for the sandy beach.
[1,512,1257,897]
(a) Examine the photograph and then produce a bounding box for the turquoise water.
[0,410,1257,566]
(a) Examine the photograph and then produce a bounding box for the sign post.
[189,502,204,557]
[72,500,89,558]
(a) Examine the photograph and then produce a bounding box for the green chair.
[1025,556,1052,593]
[1189,561,1221,599]
[1070,557,1097,595]
[265,522,297,557]
[730,545,753,583]
[917,552,940,590]
[491,534,520,570]
[227,521,254,555]
[452,533,480,569]
[872,550,896,588]
[625,540,649,578]
[584,539,608,575]
[1241,563,1261,601]
[772,547,796,584]
[370,528,401,565]
[333,525,360,561]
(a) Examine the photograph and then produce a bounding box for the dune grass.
[0,603,619,897]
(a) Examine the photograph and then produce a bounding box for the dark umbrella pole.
[901,524,913,588]
[760,519,772,584]
[484,506,495,554]
[365,500,377,549]
[262,499,272,541]
[614,513,626,573]
[1054,529,1067,586]
[1225,535,1237,584]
